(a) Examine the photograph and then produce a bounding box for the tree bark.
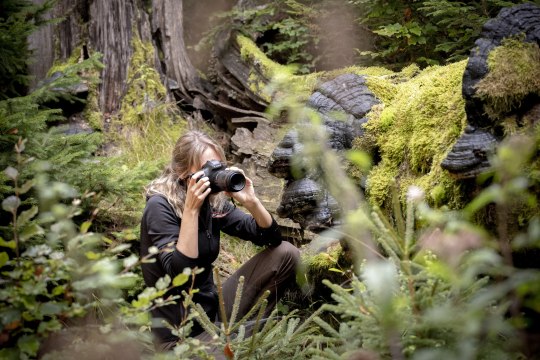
[89,0,137,114]
[28,0,275,124]
[151,0,209,103]
[28,0,55,90]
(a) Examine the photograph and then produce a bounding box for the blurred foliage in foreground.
[264,68,540,359]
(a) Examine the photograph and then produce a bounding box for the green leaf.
[4,166,18,180]
[374,23,403,37]
[328,268,343,273]
[17,205,38,227]
[124,232,138,241]
[80,221,92,234]
[0,252,9,268]
[18,334,40,356]
[85,251,100,260]
[123,254,139,269]
[19,223,44,242]
[16,180,34,194]
[38,318,62,334]
[40,302,63,316]
[51,285,65,296]
[2,196,20,213]
[0,309,21,325]
[346,150,372,172]
[155,275,171,290]
[110,244,131,253]
[173,273,189,287]
[463,185,503,218]
[407,22,422,36]
[0,348,19,360]
[0,237,16,249]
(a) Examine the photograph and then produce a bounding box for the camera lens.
[213,170,245,192]
[227,172,246,192]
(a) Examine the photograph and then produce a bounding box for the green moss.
[84,91,102,130]
[237,35,418,108]
[399,63,421,79]
[237,34,318,98]
[475,37,540,120]
[360,60,468,210]
[83,56,103,130]
[119,35,167,126]
[47,46,84,77]
[365,78,398,105]
[303,245,342,270]
[301,244,350,288]
[112,33,187,165]
[48,47,104,130]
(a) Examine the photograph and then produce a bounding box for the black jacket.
[139,194,281,344]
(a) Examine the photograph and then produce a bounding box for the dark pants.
[159,241,300,353]
[221,241,300,320]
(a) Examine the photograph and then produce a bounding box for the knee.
[275,241,300,267]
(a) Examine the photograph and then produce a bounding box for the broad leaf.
[17,206,38,227]
[0,252,9,268]
[2,196,20,213]
[173,273,189,287]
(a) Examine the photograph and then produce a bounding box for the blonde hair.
[145,130,228,218]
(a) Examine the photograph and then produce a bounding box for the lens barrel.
[213,170,245,192]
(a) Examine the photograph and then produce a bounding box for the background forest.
[1,0,540,359]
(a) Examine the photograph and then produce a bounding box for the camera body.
[196,160,246,193]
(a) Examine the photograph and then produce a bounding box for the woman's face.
[190,147,222,174]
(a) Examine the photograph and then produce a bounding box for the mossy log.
[267,3,540,234]
[442,3,540,179]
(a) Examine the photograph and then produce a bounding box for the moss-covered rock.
[300,243,352,299]
[356,61,469,210]
[475,37,540,121]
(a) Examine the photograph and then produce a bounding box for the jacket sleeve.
[143,195,200,277]
[218,203,282,247]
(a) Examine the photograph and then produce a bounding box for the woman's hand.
[225,166,272,228]
[183,171,211,214]
[224,167,257,206]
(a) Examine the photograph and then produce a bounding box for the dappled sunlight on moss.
[359,61,468,209]
[475,37,540,120]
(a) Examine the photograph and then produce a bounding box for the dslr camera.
[195,160,246,193]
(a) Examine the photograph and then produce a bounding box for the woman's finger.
[197,181,210,194]
[227,166,245,175]
[189,171,205,184]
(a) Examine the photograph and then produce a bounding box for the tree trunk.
[28,0,272,124]
[88,0,138,114]
[27,0,55,90]
[151,0,209,103]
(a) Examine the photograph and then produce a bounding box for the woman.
[140,130,300,350]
